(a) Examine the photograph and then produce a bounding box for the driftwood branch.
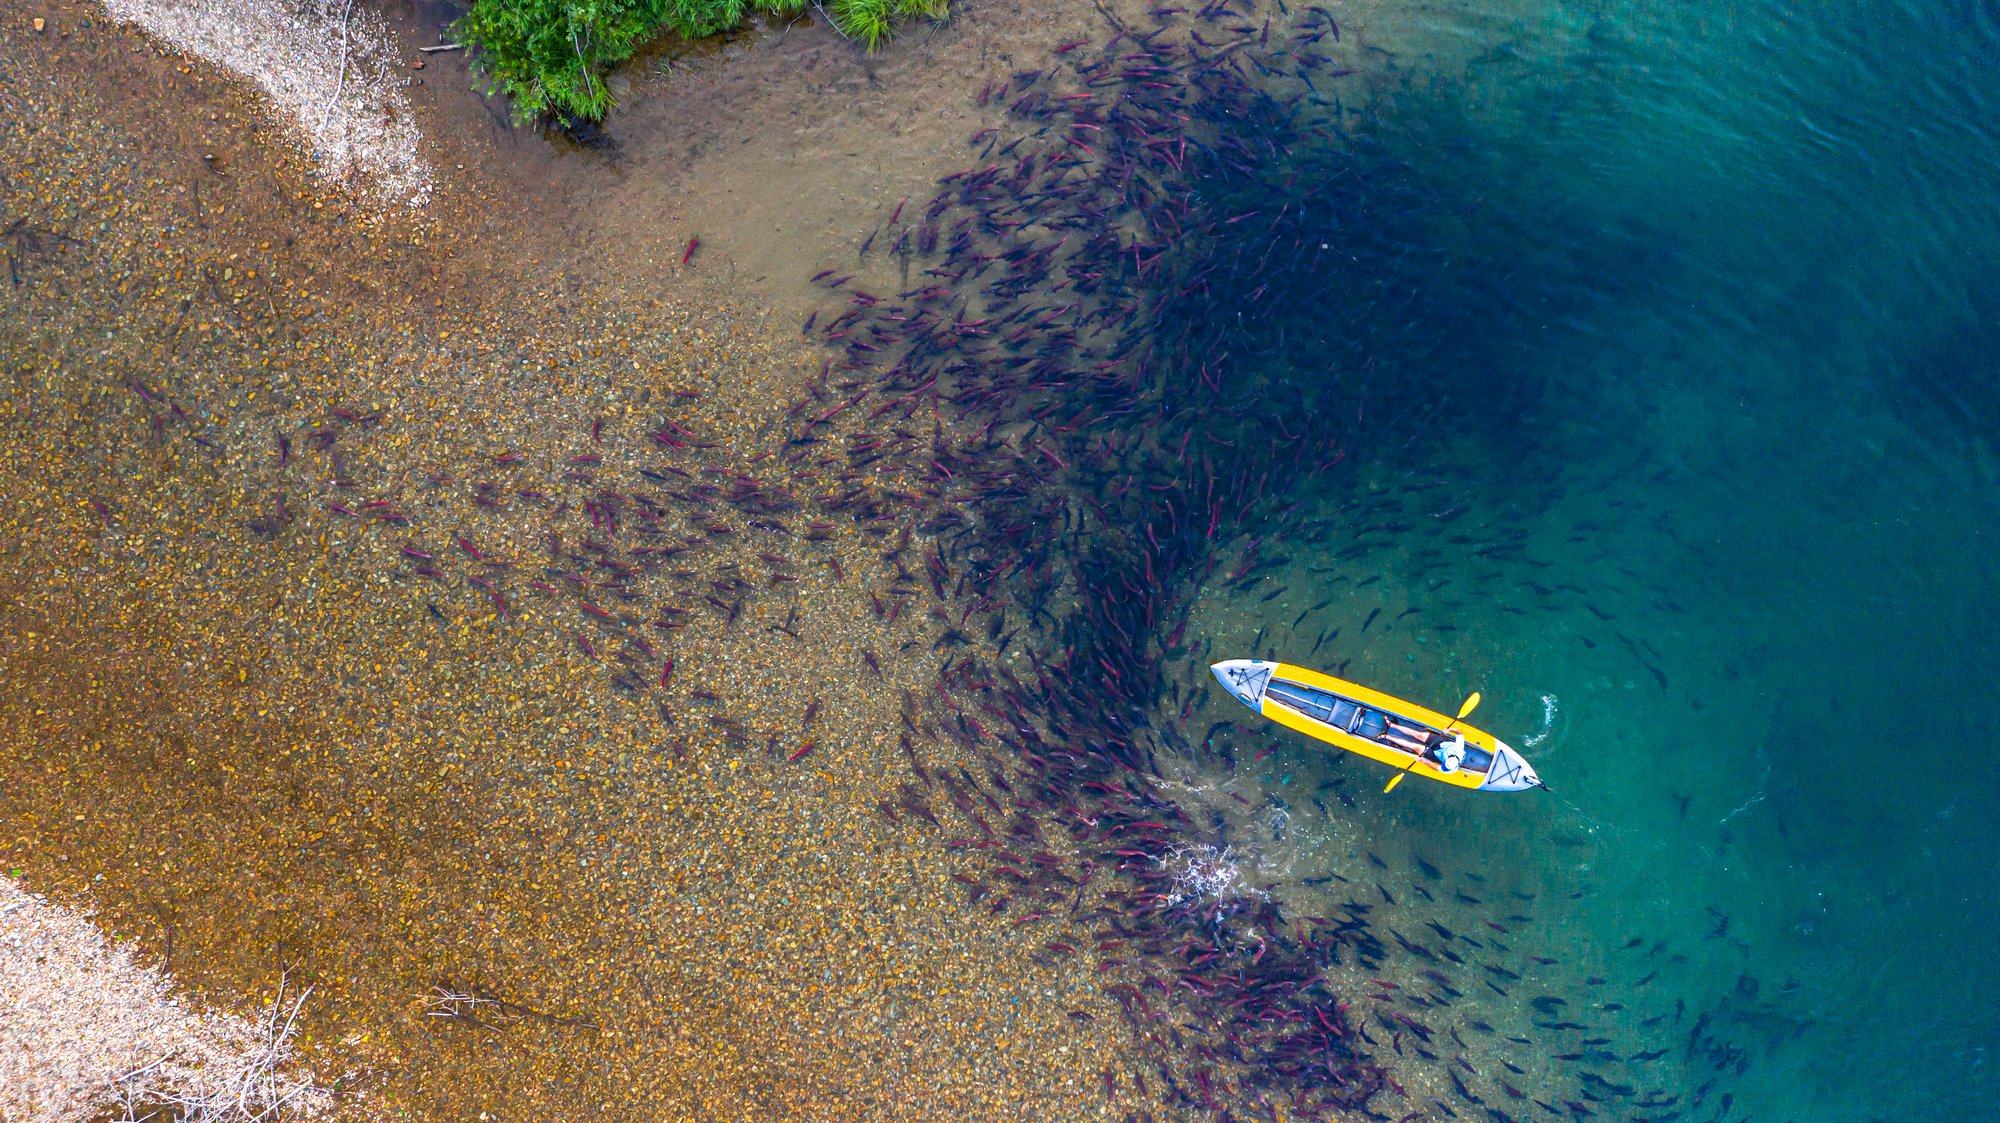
[420,981,602,1033]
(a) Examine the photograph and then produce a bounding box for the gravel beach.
[98,0,431,204]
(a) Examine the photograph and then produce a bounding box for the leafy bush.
[457,0,946,123]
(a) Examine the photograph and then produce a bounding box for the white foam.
[1523,692,1560,748]
[1159,843,1267,907]
[101,0,433,206]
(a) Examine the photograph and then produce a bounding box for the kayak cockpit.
[1265,677,1496,774]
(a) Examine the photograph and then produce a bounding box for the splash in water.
[1159,844,1266,908]
[1523,693,1560,748]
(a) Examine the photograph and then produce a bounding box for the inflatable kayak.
[1210,659,1542,792]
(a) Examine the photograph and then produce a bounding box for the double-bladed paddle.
[1383,691,1481,793]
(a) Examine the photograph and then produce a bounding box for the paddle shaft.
[1383,692,1481,793]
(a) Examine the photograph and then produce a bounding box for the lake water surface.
[1173,1,1999,1119]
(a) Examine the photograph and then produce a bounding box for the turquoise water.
[1169,1,1999,1119]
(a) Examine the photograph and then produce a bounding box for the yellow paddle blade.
[1384,771,1409,793]
[1457,691,1482,718]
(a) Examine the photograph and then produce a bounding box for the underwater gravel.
[0,8,1149,1121]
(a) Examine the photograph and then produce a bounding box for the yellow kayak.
[1210,659,1542,792]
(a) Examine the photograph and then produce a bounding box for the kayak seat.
[1265,679,1383,740]
[1355,710,1389,741]
[1327,698,1361,732]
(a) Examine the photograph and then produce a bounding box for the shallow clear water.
[1172,1,2000,1119]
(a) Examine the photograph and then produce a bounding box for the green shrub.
[455,0,665,123]
[457,0,945,124]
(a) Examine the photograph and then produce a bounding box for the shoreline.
[0,877,332,1122]
[98,0,434,207]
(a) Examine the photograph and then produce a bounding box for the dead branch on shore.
[111,972,331,1122]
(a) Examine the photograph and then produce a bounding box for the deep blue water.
[1170,1,2000,1119]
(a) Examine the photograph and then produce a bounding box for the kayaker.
[1433,732,1467,774]
[1382,720,1433,753]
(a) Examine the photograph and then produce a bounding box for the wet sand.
[0,1,1161,1118]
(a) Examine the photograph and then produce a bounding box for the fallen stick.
[418,43,464,53]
